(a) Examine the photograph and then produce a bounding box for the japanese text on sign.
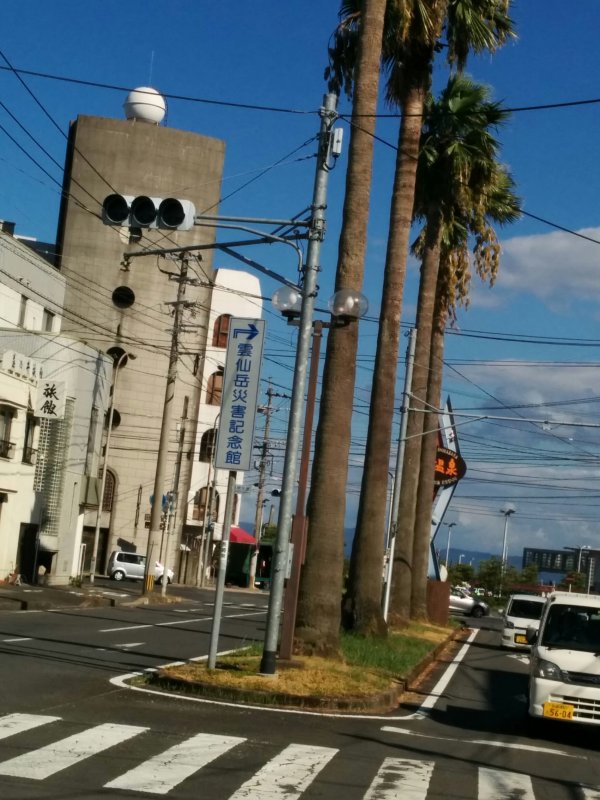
[35,380,67,419]
[214,319,265,472]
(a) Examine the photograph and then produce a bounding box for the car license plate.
[543,701,574,720]
[514,634,528,644]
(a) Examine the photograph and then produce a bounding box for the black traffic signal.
[102,194,196,231]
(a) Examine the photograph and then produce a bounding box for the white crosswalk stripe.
[364,757,434,799]
[227,743,337,799]
[0,722,146,779]
[478,767,535,800]
[0,713,598,798]
[0,713,59,740]
[105,732,246,795]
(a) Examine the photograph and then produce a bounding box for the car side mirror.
[526,627,537,645]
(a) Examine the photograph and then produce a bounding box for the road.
[0,594,599,799]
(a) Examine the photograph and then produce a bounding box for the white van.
[501,593,546,649]
[528,591,600,725]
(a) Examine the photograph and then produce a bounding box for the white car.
[501,593,546,649]
[107,550,174,584]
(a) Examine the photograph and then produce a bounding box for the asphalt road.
[0,594,599,799]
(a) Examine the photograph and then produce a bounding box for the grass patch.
[150,621,455,705]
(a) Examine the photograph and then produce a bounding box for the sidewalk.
[0,579,179,611]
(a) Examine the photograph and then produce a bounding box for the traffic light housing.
[102,194,196,231]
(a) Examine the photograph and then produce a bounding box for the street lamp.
[442,521,457,567]
[500,504,516,595]
[273,285,368,661]
[89,351,136,583]
[459,554,465,565]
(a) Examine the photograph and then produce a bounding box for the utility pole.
[161,395,188,596]
[249,381,273,589]
[143,254,190,594]
[259,92,338,675]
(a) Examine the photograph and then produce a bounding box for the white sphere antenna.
[123,87,166,124]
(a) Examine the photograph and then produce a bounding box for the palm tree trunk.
[345,85,425,635]
[390,207,443,620]
[294,0,387,656]
[411,272,447,619]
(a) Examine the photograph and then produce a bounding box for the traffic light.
[102,194,196,231]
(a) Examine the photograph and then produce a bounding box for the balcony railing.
[22,446,37,465]
[0,440,16,459]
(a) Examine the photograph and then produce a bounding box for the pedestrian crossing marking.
[227,743,337,799]
[105,732,246,795]
[478,767,535,800]
[0,713,59,741]
[364,757,434,799]
[582,791,600,800]
[0,722,146,779]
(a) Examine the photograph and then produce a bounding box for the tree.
[294,0,387,656]
[385,1,515,622]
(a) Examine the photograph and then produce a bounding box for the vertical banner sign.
[214,318,265,472]
[35,380,67,419]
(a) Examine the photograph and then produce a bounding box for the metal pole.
[259,93,338,675]
[89,352,127,583]
[382,327,416,621]
[444,522,456,568]
[208,470,237,669]
[279,320,323,660]
[143,255,188,594]
[249,383,273,589]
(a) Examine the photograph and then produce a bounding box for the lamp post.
[274,286,368,661]
[459,554,465,565]
[89,351,136,583]
[577,545,591,573]
[443,521,456,568]
[500,504,516,595]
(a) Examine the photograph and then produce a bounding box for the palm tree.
[294,0,387,656]
[342,0,515,631]
[405,76,520,617]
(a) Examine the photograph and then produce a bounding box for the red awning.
[229,526,256,545]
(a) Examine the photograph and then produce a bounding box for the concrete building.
[55,93,228,578]
[0,227,111,584]
[181,268,262,583]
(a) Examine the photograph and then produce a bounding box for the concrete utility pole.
[249,381,274,589]
[259,92,338,675]
[161,396,188,596]
[144,254,191,594]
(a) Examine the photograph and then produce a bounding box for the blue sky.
[3,2,600,564]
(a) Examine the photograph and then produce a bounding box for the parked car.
[449,588,489,618]
[500,593,546,649]
[107,550,174,584]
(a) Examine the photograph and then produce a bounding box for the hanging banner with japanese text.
[214,318,265,472]
[35,380,67,419]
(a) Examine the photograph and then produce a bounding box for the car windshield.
[508,599,545,620]
[541,605,600,652]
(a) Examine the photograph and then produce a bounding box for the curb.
[142,627,468,715]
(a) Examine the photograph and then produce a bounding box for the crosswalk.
[0,713,596,798]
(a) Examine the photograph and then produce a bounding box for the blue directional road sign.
[214,318,266,472]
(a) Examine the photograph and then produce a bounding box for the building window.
[42,309,55,332]
[102,469,116,512]
[18,295,27,327]
[22,412,37,464]
[212,314,231,348]
[206,370,223,406]
[0,406,15,459]
[192,486,219,522]
[199,428,216,462]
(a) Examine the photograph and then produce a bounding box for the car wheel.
[156,576,163,586]
[471,605,484,618]
[112,570,125,581]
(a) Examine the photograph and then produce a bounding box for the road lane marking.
[364,757,434,799]
[0,713,59,740]
[2,637,32,643]
[99,610,264,633]
[381,726,585,757]
[0,722,146,779]
[115,642,144,648]
[582,789,600,799]
[479,767,534,800]
[105,732,245,794]
[227,743,337,799]
[413,628,478,715]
